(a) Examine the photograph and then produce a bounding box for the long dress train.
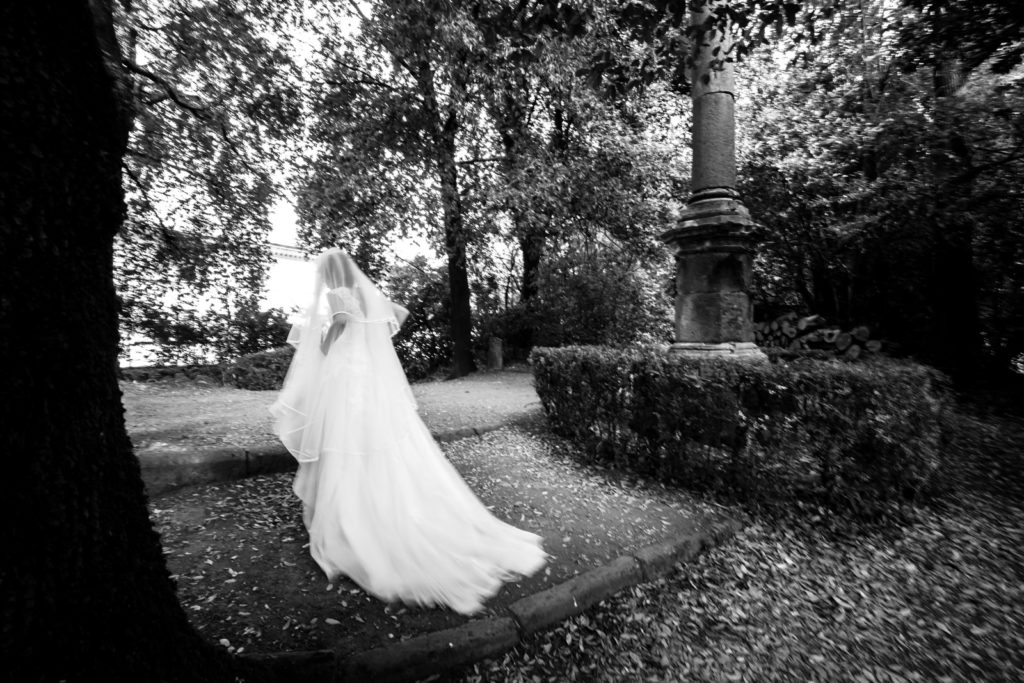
[271,250,546,615]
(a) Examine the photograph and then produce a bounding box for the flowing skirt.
[276,323,546,615]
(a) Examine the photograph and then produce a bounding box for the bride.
[270,248,546,615]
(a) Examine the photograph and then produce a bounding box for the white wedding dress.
[270,249,546,615]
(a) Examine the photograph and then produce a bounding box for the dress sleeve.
[326,287,363,320]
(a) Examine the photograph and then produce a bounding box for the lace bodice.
[326,286,364,320]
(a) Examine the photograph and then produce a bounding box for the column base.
[668,342,768,362]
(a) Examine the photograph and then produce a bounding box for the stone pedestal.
[663,196,761,360]
[487,336,503,370]
[662,197,764,360]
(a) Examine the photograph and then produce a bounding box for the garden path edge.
[244,517,742,683]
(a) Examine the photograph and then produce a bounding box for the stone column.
[660,0,765,361]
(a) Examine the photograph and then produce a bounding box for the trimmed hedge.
[227,341,447,391]
[228,346,295,391]
[531,345,951,517]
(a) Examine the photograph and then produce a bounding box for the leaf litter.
[452,412,1024,682]
[149,417,722,657]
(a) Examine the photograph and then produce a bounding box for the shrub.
[119,363,226,384]
[219,304,292,359]
[531,345,951,517]
[122,303,292,366]
[388,257,452,381]
[228,346,295,391]
[476,250,674,361]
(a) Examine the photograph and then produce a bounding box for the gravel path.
[122,368,541,461]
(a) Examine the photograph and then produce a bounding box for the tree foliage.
[113,0,303,363]
[388,256,454,379]
[107,0,1024,377]
[737,0,1024,377]
[132,302,291,365]
[298,1,494,375]
[299,0,686,368]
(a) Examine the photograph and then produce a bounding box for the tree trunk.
[413,54,475,378]
[437,117,476,377]
[0,3,258,680]
[518,232,544,305]
[494,89,545,309]
[929,59,982,379]
[493,87,546,352]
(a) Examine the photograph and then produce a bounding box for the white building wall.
[263,242,314,314]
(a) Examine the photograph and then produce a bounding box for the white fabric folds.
[270,248,546,614]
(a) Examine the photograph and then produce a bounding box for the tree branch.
[456,156,506,166]
[122,59,209,119]
[124,62,268,181]
[343,0,370,24]
[135,21,171,32]
[392,253,432,275]
[321,73,411,98]
[125,148,216,186]
[121,161,179,248]
[953,140,1024,184]
[342,0,421,83]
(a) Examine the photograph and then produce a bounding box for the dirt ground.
[149,420,729,658]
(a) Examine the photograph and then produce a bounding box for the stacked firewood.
[753,312,883,359]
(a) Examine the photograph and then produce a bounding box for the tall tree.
[462,1,686,351]
[1,2,262,679]
[469,0,590,310]
[299,0,490,376]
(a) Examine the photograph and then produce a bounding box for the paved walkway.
[130,370,739,682]
[128,369,543,495]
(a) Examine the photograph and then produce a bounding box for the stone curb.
[340,617,519,683]
[140,424,511,497]
[242,517,743,683]
[243,649,336,683]
[508,556,641,637]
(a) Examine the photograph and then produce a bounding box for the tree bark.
[437,119,477,377]
[929,58,982,379]
[0,3,259,680]
[493,87,545,350]
[518,232,544,305]
[414,56,476,378]
[436,135,475,378]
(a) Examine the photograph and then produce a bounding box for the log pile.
[753,312,884,360]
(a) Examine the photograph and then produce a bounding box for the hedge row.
[226,343,450,390]
[118,363,226,384]
[530,345,951,517]
[226,346,295,391]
